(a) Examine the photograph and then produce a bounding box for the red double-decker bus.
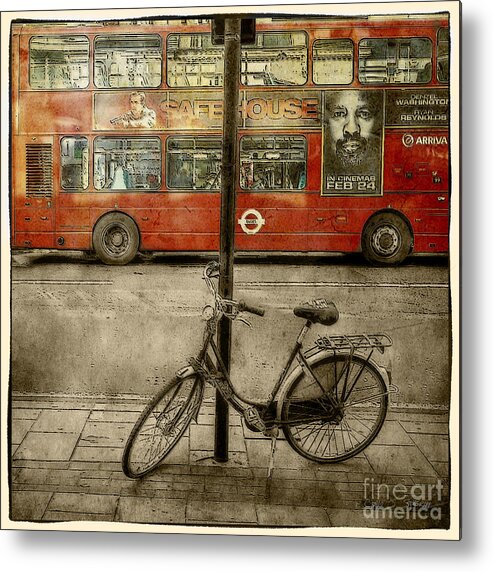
[10,13,450,265]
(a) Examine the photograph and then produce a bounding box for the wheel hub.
[110,231,124,247]
[372,225,400,257]
[103,225,129,255]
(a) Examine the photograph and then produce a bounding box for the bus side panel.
[12,135,56,249]
[413,234,449,253]
[384,129,449,193]
[19,92,93,134]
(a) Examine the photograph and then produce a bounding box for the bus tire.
[93,212,139,265]
[361,213,412,266]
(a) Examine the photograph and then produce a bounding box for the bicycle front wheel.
[122,374,203,478]
[281,354,388,463]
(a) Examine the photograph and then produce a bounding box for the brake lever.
[236,316,252,328]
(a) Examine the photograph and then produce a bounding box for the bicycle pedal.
[243,407,267,433]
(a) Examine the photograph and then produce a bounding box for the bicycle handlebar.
[238,300,265,317]
[203,261,265,319]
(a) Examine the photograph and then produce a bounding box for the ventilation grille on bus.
[26,143,53,198]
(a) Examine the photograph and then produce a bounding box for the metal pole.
[215,17,241,462]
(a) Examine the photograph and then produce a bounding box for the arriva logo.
[402,134,448,148]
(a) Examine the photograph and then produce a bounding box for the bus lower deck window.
[94,137,161,190]
[61,137,89,190]
[240,135,307,190]
[166,137,222,190]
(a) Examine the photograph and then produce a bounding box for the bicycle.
[122,261,395,479]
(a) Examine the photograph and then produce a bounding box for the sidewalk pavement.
[9,391,450,530]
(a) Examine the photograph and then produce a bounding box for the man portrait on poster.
[110,91,156,128]
[324,89,384,195]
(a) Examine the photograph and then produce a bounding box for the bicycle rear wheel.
[122,374,203,478]
[281,354,388,463]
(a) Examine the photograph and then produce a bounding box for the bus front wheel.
[361,213,412,266]
[93,213,139,265]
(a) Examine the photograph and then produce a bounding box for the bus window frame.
[241,30,309,87]
[358,36,433,85]
[437,27,450,84]
[239,134,308,192]
[93,135,162,192]
[166,30,309,88]
[165,135,222,192]
[29,34,90,90]
[93,33,163,90]
[312,38,354,86]
[60,135,90,192]
[166,32,223,88]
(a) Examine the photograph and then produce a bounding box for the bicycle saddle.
[293,299,339,326]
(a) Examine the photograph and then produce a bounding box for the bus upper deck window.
[241,32,308,86]
[61,137,89,190]
[313,39,353,85]
[29,36,89,89]
[437,28,450,83]
[359,37,432,84]
[167,34,223,87]
[94,35,162,89]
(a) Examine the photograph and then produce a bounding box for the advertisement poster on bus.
[323,89,384,196]
[1,1,460,544]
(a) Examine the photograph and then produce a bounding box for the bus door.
[13,135,56,249]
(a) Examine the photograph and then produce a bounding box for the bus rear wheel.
[93,213,139,265]
[361,213,412,266]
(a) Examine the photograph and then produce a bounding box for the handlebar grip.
[238,300,265,317]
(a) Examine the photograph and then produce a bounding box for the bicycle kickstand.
[267,427,279,480]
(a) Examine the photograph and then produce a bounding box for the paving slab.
[246,439,314,470]
[30,409,90,433]
[13,431,80,461]
[186,500,257,525]
[400,420,449,435]
[256,504,330,527]
[371,421,415,446]
[71,446,123,463]
[14,467,81,486]
[163,435,190,465]
[10,490,53,521]
[365,444,438,477]
[88,410,140,423]
[11,419,36,445]
[47,492,119,515]
[190,450,249,467]
[116,496,186,524]
[43,511,114,522]
[190,423,246,452]
[12,408,41,420]
[409,434,449,463]
[79,421,132,448]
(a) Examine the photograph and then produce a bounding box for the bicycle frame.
[181,315,391,434]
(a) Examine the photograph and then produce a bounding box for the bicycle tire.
[281,354,388,463]
[122,374,203,478]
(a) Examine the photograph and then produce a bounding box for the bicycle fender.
[275,348,391,421]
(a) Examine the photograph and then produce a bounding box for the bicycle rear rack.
[315,333,393,354]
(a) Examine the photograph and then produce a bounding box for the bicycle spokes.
[122,375,202,478]
[281,354,388,462]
